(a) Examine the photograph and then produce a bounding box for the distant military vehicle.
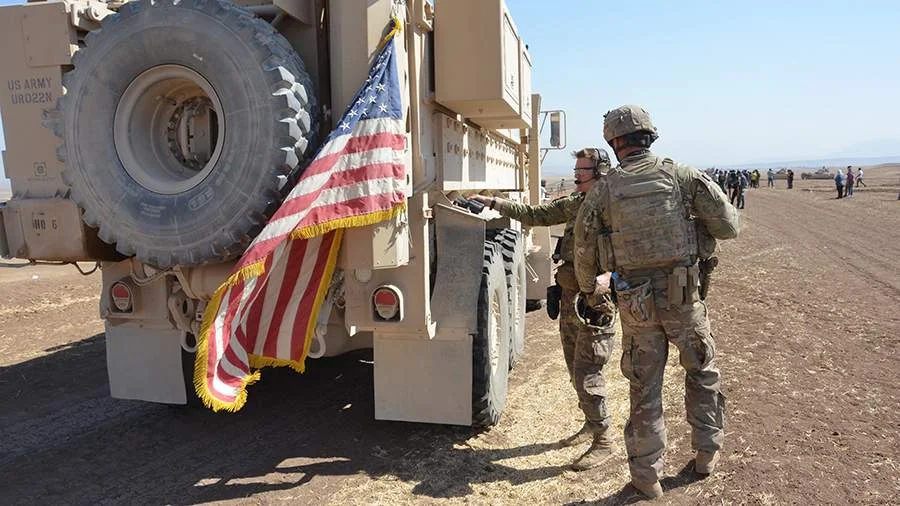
[801,168,835,180]
[0,0,565,426]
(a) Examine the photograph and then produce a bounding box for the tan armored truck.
[0,0,564,426]
[801,167,834,180]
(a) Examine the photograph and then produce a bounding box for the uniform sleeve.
[498,195,572,227]
[574,185,603,293]
[677,165,741,240]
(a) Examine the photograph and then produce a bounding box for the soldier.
[574,105,740,499]
[470,147,617,471]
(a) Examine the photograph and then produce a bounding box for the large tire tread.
[472,242,511,427]
[487,228,527,369]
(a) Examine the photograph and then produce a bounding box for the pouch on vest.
[667,265,701,307]
[617,278,655,323]
[598,232,616,272]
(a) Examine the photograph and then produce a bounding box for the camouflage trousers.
[559,288,616,433]
[617,273,725,483]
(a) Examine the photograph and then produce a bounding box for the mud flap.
[106,324,187,404]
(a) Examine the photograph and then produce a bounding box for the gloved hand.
[576,291,616,327]
[582,291,616,316]
[582,272,615,316]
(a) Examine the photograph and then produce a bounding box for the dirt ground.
[1,167,899,505]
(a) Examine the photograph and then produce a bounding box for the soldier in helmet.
[470,148,618,471]
[574,105,740,499]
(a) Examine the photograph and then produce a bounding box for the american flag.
[194,22,407,411]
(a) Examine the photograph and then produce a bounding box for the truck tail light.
[373,285,403,321]
[110,280,134,313]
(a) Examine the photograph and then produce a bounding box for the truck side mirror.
[539,110,566,150]
[550,112,562,147]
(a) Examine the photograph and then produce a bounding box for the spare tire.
[54,0,318,268]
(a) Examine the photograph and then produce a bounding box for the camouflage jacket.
[574,152,740,293]
[499,193,584,289]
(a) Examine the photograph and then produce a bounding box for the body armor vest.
[603,158,697,271]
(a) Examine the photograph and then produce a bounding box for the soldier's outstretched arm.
[470,194,573,227]
[574,187,602,294]
[677,165,741,239]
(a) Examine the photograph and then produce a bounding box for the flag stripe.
[275,161,405,219]
[239,255,274,347]
[291,231,335,357]
[275,237,320,359]
[263,239,309,358]
[298,129,406,180]
[253,242,292,356]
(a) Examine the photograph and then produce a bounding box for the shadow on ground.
[0,333,568,504]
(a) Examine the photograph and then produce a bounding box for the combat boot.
[695,450,720,474]
[558,422,592,448]
[631,479,664,499]
[570,430,614,471]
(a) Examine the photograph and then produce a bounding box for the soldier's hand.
[584,290,616,316]
[593,272,612,297]
[467,194,505,211]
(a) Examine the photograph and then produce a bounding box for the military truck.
[801,167,834,180]
[0,0,564,426]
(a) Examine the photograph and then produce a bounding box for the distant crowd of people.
[705,165,882,204]
[708,168,763,209]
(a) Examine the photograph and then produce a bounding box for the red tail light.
[110,280,134,313]
[372,285,402,321]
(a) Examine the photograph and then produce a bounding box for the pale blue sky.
[509,0,900,171]
[2,0,899,181]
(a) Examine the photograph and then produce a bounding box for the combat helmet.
[603,105,659,144]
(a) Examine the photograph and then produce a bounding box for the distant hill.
[719,155,900,171]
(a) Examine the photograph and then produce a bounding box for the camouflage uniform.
[499,195,615,433]
[575,151,740,484]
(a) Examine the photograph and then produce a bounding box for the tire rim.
[114,65,225,195]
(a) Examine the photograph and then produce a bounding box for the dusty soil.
[1,180,899,505]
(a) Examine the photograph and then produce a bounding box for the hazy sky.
[2,0,899,181]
